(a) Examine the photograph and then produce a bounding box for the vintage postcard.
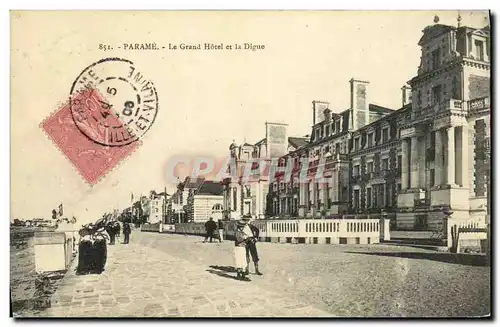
[10,10,491,318]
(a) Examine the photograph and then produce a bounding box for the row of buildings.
[128,177,225,224]
[132,18,490,231]
[221,19,491,231]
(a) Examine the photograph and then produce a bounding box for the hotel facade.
[264,20,490,230]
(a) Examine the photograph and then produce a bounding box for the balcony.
[467,96,490,115]
[412,99,467,120]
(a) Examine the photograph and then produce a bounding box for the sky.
[10,10,489,224]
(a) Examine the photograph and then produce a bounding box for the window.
[397,155,402,173]
[354,138,360,151]
[382,158,389,171]
[325,125,330,136]
[336,121,341,133]
[386,186,392,208]
[431,49,440,70]
[232,187,237,211]
[335,143,340,155]
[353,190,360,210]
[315,183,320,209]
[430,169,435,187]
[331,122,335,134]
[367,162,373,174]
[212,203,223,211]
[367,133,373,147]
[382,128,389,143]
[452,76,459,99]
[326,184,331,209]
[380,185,385,207]
[475,40,484,61]
[353,165,360,177]
[366,188,372,208]
[432,85,442,105]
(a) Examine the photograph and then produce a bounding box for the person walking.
[123,222,131,244]
[105,222,116,245]
[115,221,121,243]
[217,219,224,243]
[234,220,251,280]
[203,217,217,243]
[242,217,263,276]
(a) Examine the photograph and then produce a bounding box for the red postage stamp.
[41,58,159,184]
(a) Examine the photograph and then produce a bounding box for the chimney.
[401,85,412,107]
[312,100,330,126]
[349,78,370,130]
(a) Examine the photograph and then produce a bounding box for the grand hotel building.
[263,20,491,230]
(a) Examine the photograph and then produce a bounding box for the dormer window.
[475,40,485,61]
[432,85,442,105]
[354,138,360,151]
[382,128,389,143]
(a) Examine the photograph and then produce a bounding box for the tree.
[166,200,173,224]
[177,182,185,205]
[186,188,194,222]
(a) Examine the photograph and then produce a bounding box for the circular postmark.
[69,58,158,147]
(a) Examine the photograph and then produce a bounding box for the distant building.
[222,123,310,220]
[168,177,205,223]
[148,190,169,224]
[192,180,224,222]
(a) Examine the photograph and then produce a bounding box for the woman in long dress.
[234,220,250,280]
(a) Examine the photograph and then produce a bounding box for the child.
[234,220,250,280]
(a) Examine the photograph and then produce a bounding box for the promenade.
[34,231,490,318]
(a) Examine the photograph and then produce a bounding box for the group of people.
[203,216,262,281]
[105,220,132,245]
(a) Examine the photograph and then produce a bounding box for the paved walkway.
[39,241,332,318]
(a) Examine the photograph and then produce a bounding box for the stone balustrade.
[164,218,390,245]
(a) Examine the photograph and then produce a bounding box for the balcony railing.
[413,98,467,119]
[468,96,490,114]
[413,97,490,119]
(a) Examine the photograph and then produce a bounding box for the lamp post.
[443,208,455,251]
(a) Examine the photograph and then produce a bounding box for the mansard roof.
[288,137,309,149]
[369,103,394,114]
[196,181,224,196]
